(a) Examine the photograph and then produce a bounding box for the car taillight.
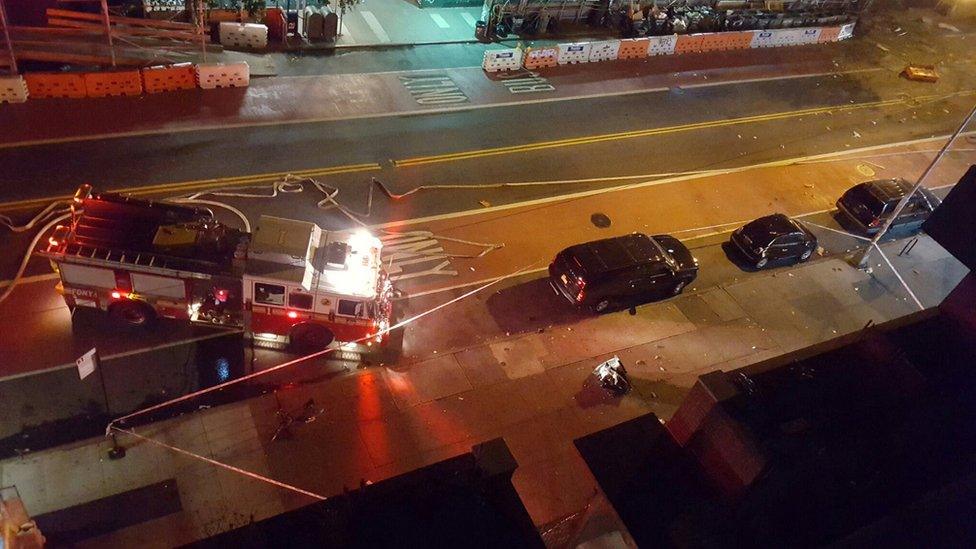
[869,218,882,228]
[111,291,126,299]
[287,311,298,319]
[576,290,585,302]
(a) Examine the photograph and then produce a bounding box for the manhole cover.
[591,213,612,228]
[856,163,876,177]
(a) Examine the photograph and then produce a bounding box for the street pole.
[852,103,976,269]
[0,0,18,75]
[99,0,117,67]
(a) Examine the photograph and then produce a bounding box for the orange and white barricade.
[617,38,649,60]
[588,40,620,62]
[750,29,779,48]
[219,22,269,49]
[647,35,677,56]
[0,76,29,103]
[84,70,143,97]
[557,42,591,64]
[674,34,706,54]
[196,62,250,89]
[141,63,198,94]
[24,73,87,99]
[838,22,856,40]
[795,27,822,44]
[724,31,756,50]
[482,48,523,72]
[697,32,730,52]
[523,47,558,69]
[818,26,842,43]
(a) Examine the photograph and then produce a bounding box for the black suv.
[730,213,818,269]
[549,233,698,313]
[836,178,939,236]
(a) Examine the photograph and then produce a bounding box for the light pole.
[852,103,976,269]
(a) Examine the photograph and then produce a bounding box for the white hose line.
[169,198,252,233]
[0,212,71,306]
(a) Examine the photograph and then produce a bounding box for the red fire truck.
[39,186,393,354]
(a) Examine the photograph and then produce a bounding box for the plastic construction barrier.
[795,27,822,45]
[617,38,649,60]
[674,34,707,54]
[24,73,87,99]
[588,40,621,62]
[818,26,841,43]
[523,47,558,69]
[196,62,250,89]
[647,35,677,56]
[696,32,732,52]
[556,42,591,64]
[219,22,269,49]
[84,70,143,97]
[482,48,523,72]
[0,75,29,104]
[838,22,855,40]
[750,29,780,48]
[724,31,757,50]
[141,63,198,94]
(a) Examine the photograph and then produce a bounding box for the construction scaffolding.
[0,0,214,70]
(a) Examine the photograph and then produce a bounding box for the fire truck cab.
[243,215,392,351]
[39,186,393,355]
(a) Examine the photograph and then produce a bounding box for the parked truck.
[38,185,394,355]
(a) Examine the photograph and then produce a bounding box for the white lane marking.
[366,133,973,230]
[677,67,884,90]
[339,22,356,44]
[0,68,889,150]
[0,272,59,289]
[380,233,458,279]
[360,11,391,43]
[875,243,925,310]
[430,13,451,29]
[461,13,477,27]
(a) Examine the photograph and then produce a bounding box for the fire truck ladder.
[55,241,220,279]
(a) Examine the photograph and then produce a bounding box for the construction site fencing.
[218,22,270,50]
[141,63,198,94]
[482,48,524,72]
[4,62,250,104]
[523,47,559,69]
[483,22,855,73]
[196,62,251,89]
[84,70,144,98]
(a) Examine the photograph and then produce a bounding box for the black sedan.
[730,214,817,269]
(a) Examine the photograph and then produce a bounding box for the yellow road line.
[392,92,965,167]
[0,162,382,212]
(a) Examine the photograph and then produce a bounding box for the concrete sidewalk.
[336,2,482,47]
[0,228,966,546]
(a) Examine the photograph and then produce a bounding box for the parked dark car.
[730,213,818,269]
[548,233,698,313]
[836,178,939,236]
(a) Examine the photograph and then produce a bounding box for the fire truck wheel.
[109,300,156,328]
[290,324,335,353]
